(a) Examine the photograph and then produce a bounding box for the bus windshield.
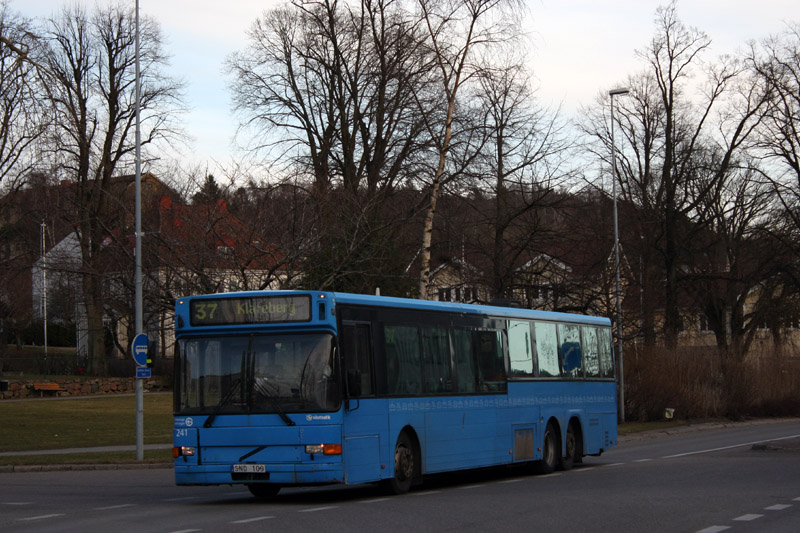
[176,332,339,414]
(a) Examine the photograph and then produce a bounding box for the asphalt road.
[1,418,799,533]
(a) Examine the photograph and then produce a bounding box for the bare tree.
[582,2,769,347]
[0,1,45,192]
[33,3,183,373]
[465,61,572,300]
[749,23,800,230]
[415,0,522,298]
[228,0,432,196]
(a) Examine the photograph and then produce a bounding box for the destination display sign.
[189,295,312,326]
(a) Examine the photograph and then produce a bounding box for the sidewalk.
[0,444,174,473]
[0,443,172,457]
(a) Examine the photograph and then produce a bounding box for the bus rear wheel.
[382,432,415,494]
[247,483,280,499]
[559,422,580,471]
[536,422,559,475]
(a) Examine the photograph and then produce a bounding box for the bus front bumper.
[174,462,345,486]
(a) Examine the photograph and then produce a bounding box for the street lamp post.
[134,0,144,461]
[609,87,629,423]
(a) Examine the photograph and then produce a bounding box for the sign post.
[131,333,149,460]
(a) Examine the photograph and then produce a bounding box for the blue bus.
[172,291,617,497]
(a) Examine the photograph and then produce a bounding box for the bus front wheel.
[247,483,280,499]
[383,432,415,494]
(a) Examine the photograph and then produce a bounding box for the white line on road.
[361,497,392,503]
[459,484,485,490]
[18,514,66,522]
[497,478,524,483]
[94,504,137,510]
[663,434,800,459]
[230,516,274,524]
[696,526,730,533]
[733,514,763,521]
[2,502,34,505]
[765,504,792,511]
[299,506,338,513]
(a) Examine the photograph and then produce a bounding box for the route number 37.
[193,302,218,320]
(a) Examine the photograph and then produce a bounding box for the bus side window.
[384,325,422,395]
[508,320,534,377]
[534,322,560,377]
[342,323,374,396]
[421,326,452,393]
[583,326,600,378]
[598,327,615,378]
[558,324,582,378]
[476,330,506,392]
[452,328,477,393]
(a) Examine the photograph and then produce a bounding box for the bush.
[623,344,800,421]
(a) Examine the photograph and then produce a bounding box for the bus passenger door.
[340,322,386,484]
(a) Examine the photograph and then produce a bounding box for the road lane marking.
[2,502,34,505]
[765,504,792,511]
[497,478,524,483]
[412,490,440,496]
[18,514,66,521]
[459,484,484,490]
[94,504,137,510]
[299,506,338,513]
[634,458,652,463]
[230,516,274,523]
[664,434,800,458]
[733,514,763,521]
[696,526,730,533]
[361,497,392,503]
[164,497,199,502]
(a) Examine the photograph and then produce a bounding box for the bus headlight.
[305,444,342,455]
[173,446,195,457]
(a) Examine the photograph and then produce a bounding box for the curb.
[0,462,173,473]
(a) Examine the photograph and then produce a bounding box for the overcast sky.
[17,0,800,176]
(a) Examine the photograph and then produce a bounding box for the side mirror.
[347,369,362,398]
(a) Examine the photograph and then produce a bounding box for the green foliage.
[16,321,77,347]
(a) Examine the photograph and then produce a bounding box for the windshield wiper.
[203,376,243,428]
[252,378,296,426]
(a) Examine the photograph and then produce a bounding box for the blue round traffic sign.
[131,333,149,366]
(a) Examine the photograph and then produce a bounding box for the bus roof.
[180,290,610,327]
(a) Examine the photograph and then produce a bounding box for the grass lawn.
[0,393,173,459]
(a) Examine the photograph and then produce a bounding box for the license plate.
[232,464,266,474]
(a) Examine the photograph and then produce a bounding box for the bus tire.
[247,483,280,499]
[536,422,559,475]
[559,421,581,471]
[383,432,416,494]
